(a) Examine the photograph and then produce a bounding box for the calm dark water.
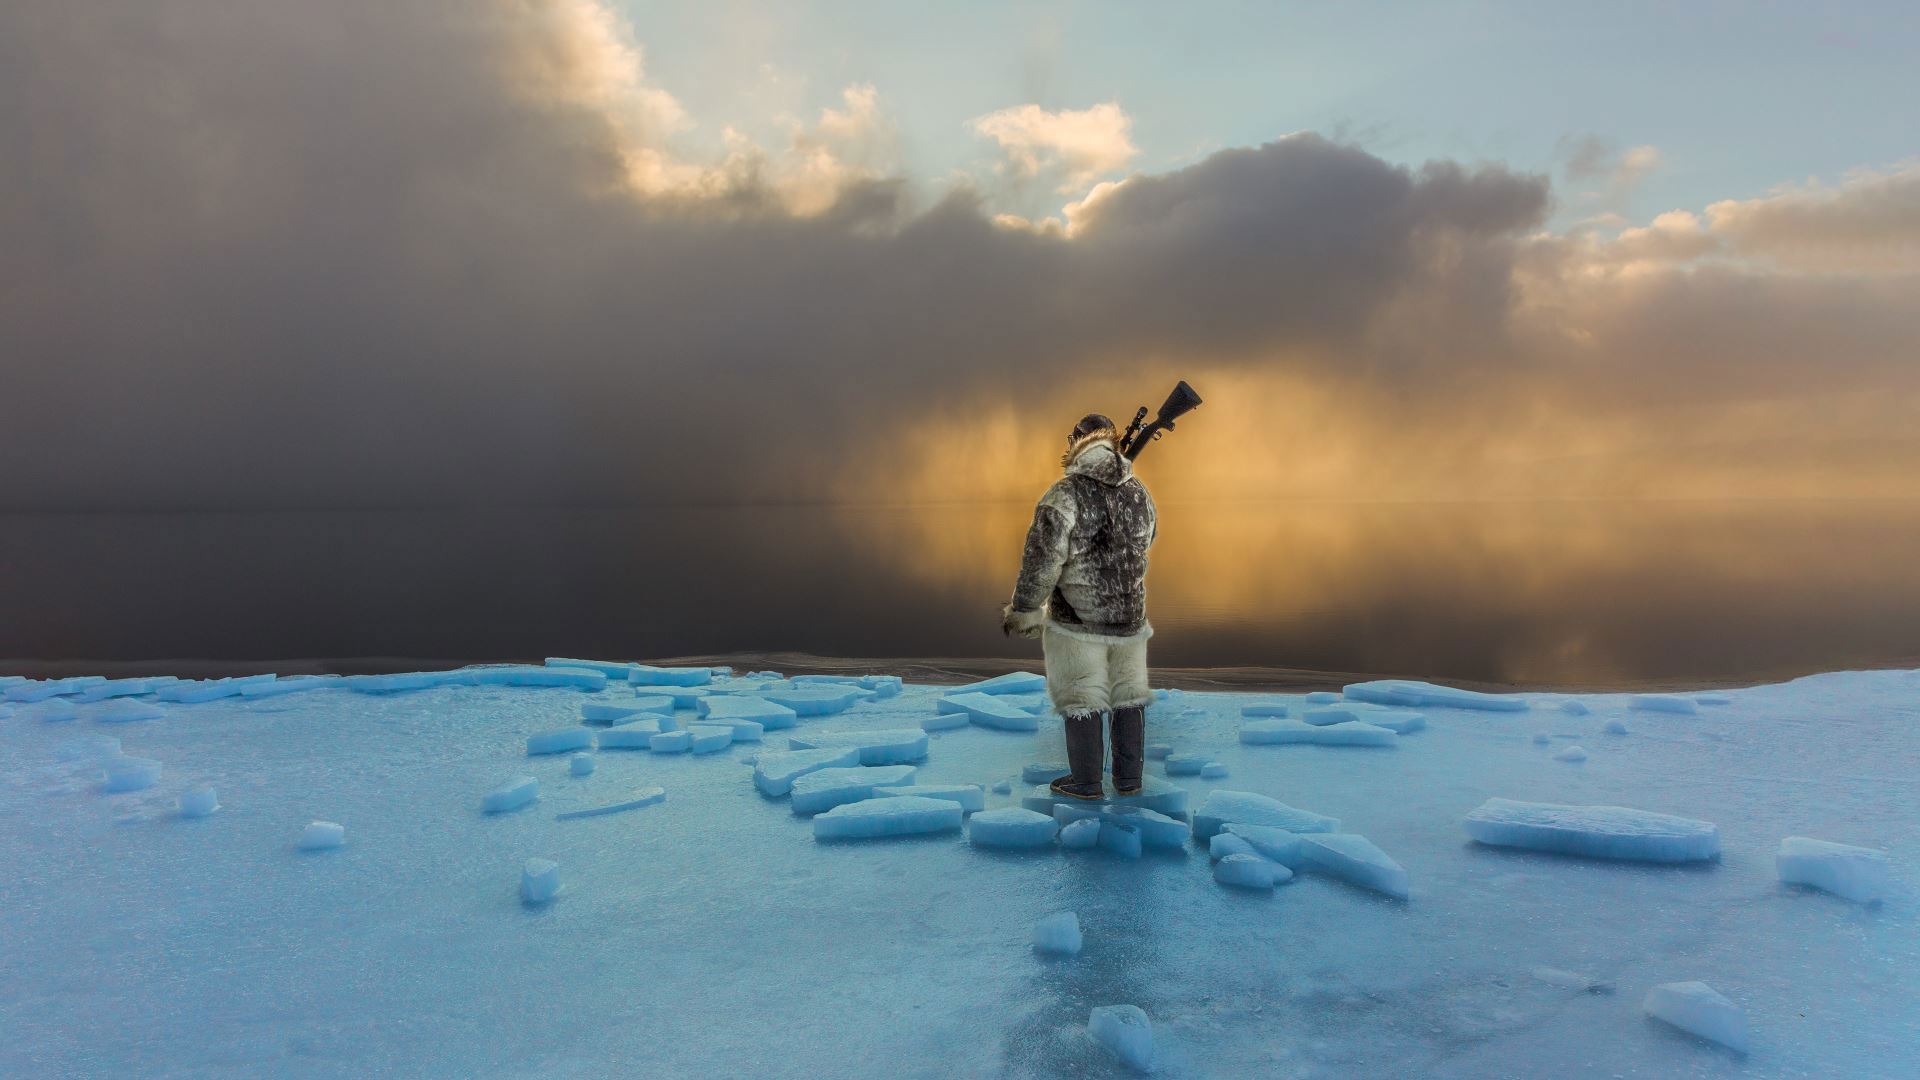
[4,500,1919,685]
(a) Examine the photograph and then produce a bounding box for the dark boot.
[1049,709,1106,801]
[1110,704,1145,795]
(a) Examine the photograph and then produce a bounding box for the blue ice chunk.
[75,676,181,703]
[991,779,1013,795]
[1023,762,1069,784]
[1200,762,1228,779]
[790,765,918,815]
[870,784,985,813]
[938,692,1040,732]
[1304,691,1340,704]
[1240,719,1397,746]
[544,657,635,681]
[858,675,904,698]
[482,776,539,813]
[1553,745,1588,763]
[527,728,593,756]
[1098,821,1142,859]
[627,664,712,687]
[1643,981,1747,1054]
[792,674,864,686]
[1240,701,1290,718]
[299,821,345,850]
[753,747,863,796]
[520,858,561,904]
[158,675,275,703]
[644,685,711,709]
[554,787,666,820]
[1193,790,1339,839]
[1060,818,1100,849]
[177,787,220,818]
[1145,743,1172,760]
[757,686,862,717]
[103,756,161,793]
[784,728,929,765]
[240,674,339,699]
[1559,699,1591,716]
[580,701,653,725]
[570,753,595,776]
[1221,823,1309,868]
[1303,703,1424,732]
[1776,836,1893,903]
[1088,1005,1152,1071]
[93,699,166,723]
[687,725,733,754]
[1209,832,1257,860]
[649,730,691,753]
[921,711,970,732]
[1051,803,1190,849]
[1297,833,1409,899]
[812,795,963,840]
[1464,798,1721,862]
[1343,679,1528,712]
[1695,694,1732,706]
[461,665,606,690]
[5,675,107,702]
[698,696,798,731]
[346,671,460,693]
[1603,719,1629,735]
[596,719,661,749]
[968,807,1059,848]
[1631,694,1698,715]
[1165,753,1207,776]
[1215,853,1287,889]
[952,671,1046,695]
[1032,911,1082,955]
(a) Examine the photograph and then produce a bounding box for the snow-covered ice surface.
[2,667,1917,1077]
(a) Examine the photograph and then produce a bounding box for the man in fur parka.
[1002,412,1157,800]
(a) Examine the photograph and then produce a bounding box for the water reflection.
[3,499,1918,686]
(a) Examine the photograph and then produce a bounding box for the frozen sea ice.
[753,747,863,796]
[1553,745,1588,763]
[1775,836,1893,903]
[1297,833,1408,899]
[789,765,918,816]
[1214,853,1286,889]
[1033,911,1082,956]
[785,728,928,765]
[482,776,539,813]
[1193,790,1338,839]
[1464,798,1720,862]
[527,729,593,756]
[812,795,963,840]
[178,787,220,818]
[968,807,1058,849]
[1631,694,1698,715]
[1643,981,1747,1054]
[1088,1005,1152,1072]
[300,821,345,850]
[1060,818,1100,849]
[520,858,561,904]
[103,756,161,793]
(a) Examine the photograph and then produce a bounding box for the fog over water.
[6,498,1917,686]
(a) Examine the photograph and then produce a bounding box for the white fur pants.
[1043,627,1151,714]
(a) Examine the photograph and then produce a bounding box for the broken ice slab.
[103,756,162,793]
[177,787,220,818]
[1553,745,1589,763]
[299,821,345,850]
[790,765,919,816]
[1098,821,1142,859]
[1240,719,1397,747]
[1088,1005,1153,1072]
[1145,743,1171,760]
[1695,694,1732,706]
[1239,701,1290,718]
[967,807,1058,848]
[92,699,166,724]
[1776,836,1893,903]
[626,664,712,688]
[28,700,80,723]
[544,657,636,681]
[920,711,970,732]
[756,686,862,717]
[73,676,181,703]
[481,776,539,813]
[1022,762,1069,784]
[1164,754,1207,776]
[812,795,963,840]
[1050,803,1191,849]
[753,747,863,796]
[1214,853,1287,889]
[648,730,691,754]
[1022,774,1190,819]
[870,784,985,813]
[1221,823,1309,868]
[1302,703,1425,732]
[4,675,108,702]
[1032,911,1082,955]
[1209,832,1258,861]
[345,671,462,693]
[580,701,657,725]
[784,728,929,765]
[1060,818,1100,849]
[1200,763,1228,778]
[570,753,595,776]
[1304,691,1340,704]
[460,665,606,690]
[527,728,594,756]
[157,675,276,704]
[596,719,662,750]
[555,787,666,820]
[936,692,1040,732]
[1297,833,1409,899]
[643,686,711,709]
[520,858,561,903]
[1643,981,1747,1054]
[1559,699,1591,716]
[1193,790,1339,839]
[1631,694,1698,716]
[951,671,1046,696]
[1342,679,1527,712]
[697,696,799,731]
[1464,798,1721,862]
[687,725,733,754]
[1603,719,1629,735]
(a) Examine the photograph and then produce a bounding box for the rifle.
[1118,381,1203,461]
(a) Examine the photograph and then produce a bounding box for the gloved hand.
[1001,603,1047,639]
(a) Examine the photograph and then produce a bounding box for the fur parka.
[1006,431,1156,642]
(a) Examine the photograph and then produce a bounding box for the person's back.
[1003,413,1157,800]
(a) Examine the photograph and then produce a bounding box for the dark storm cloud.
[0,0,1553,509]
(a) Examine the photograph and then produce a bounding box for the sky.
[2,0,1917,513]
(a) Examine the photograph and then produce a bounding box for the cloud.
[968,101,1138,192]
[1560,135,1662,205]
[1,0,1916,518]
[1705,161,1920,271]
